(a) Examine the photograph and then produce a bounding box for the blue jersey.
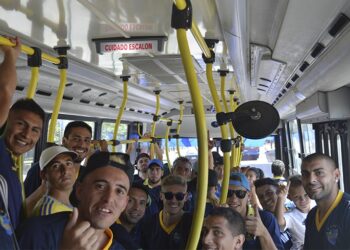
[17,212,125,250]
[243,210,284,250]
[23,161,41,197]
[0,138,22,229]
[304,191,350,250]
[140,211,193,250]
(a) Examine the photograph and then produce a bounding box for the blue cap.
[229,173,250,191]
[147,159,164,169]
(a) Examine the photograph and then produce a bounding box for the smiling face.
[122,187,148,225]
[4,110,43,156]
[255,184,278,213]
[161,184,187,215]
[42,153,78,192]
[62,127,92,162]
[202,216,243,250]
[226,186,249,218]
[288,185,311,213]
[301,158,339,203]
[76,166,129,229]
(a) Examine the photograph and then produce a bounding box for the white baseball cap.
[39,145,77,170]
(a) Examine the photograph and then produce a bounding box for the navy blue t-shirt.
[243,210,284,250]
[140,212,193,250]
[23,161,41,197]
[304,192,350,250]
[17,212,125,250]
[110,223,141,250]
[0,138,22,229]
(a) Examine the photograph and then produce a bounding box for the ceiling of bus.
[1,0,350,133]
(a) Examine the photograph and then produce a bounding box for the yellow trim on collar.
[115,218,122,224]
[143,178,153,189]
[102,228,114,250]
[315,191,343,231]
[159,210,179,235]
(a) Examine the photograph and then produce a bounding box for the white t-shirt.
[283,208,307,250]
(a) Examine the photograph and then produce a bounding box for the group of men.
[1,38,350,250]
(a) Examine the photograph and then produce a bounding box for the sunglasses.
[227,190,247,199]
[162,192,186,201]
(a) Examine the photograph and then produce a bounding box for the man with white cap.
[31,145,78,216]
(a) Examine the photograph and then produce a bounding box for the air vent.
[278,94,282,98]
[311,43,325,58]
[80,99,90,104]
[96,102,104,106]
[66,82,73,87]
[36,90,51,96]
[82,88,91,93]
[16,86,24,91]
[162,112,167,115]
[186,101,192,104]
[299,61,310,72]
[99,92,107,97]
[259,77,271,82]
[145,112,150,114]
[129,108,135,111]
[329,13,350,37]
[137,110,143,113]
[257,88,266,92]
[282,89,286,94]
[291,74,299,82]
[109,105,116,109]
[63,95,73,101]
[286,82,292,89]
[258,84,269,88]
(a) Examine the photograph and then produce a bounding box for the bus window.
[159,138,198,164]
[301,123,315,155]
[101,122,128,152]
[327,134,331,157]
[336,135,344,191]
[241,136,275,177]
[48,119,95,144]
[23,148,35,179]
[289,120,302,173]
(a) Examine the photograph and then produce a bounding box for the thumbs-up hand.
[59,208,100,250]
[245,204,267,237]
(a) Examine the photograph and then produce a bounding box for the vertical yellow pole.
[165,125,171,168]
[150,91,160,158]
[113,78,129,152]
[176,101,184,157]
[26,67,39,98]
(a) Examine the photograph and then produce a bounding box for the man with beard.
[24,121,93,214]
[17,151,133,249]
[111,183,150,249]
[143,159,164,217]
[301,153,350,249]
[133,153,150,183]
[140,175,192,249]
[31,146,78,216]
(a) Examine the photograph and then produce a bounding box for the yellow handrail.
[113,79,128,152]
[165,126,171,168]
[48,68,67,142]
[176,102,184,157]
[206,63,230,204]
[26,67,39,98]
[0,36,60,64]
[177,28,208,250]
[150,92,160,158]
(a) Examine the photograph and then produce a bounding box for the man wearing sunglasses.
[140,175,193,249]
[227,173,283,250]
[18,151,134,249]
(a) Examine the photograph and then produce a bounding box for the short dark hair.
[271,160,285,176]
[161,175,187,191]
[63,121,92,138]
[301,153,336,169]
[254,177,279,189]
[257,168,265,179]
[10,98,45,122]
[247,167,261,179]
[289,175,303,189]
[173,157,192,169]
[209,207,246,236]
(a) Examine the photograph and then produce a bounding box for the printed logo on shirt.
[0,210,13,236]
[326,225,338,246]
